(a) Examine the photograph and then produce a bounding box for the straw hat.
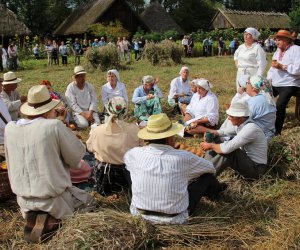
[73,66,87,76]
[138,113,183,140]
[271,30,293,40]
[20,85,60,116]
[226,101,250,117]
[2,71,22,85]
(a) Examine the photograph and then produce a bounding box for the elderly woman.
[101,69,128,106]
[184,78,219,135]
[5,85,94,243]
[267,30,300,135]
[234,27,267,92]
[246,75,276,140]
[87,96,139,197]
[168,66,192,114]
[132,75,163,121]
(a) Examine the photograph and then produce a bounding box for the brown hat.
[272,30,293,40]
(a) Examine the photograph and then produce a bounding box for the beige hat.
[138,113,183,140]
[226,101,250,117]
[73,66,87,76]
[20,85,60,116]
[2,71,22,85]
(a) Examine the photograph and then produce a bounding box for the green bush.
[85,45,119,71]
[143,40,183,66]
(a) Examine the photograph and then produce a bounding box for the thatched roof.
[0,4,30,36]
[211,8,290,29]
[140,1,184,35]
[54,0,148,36]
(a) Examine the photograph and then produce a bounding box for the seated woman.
[246,75,276,141]
[184,78,219,135]
[132,75,163,121]
[101,69,128,106]
[5,85,94,243]
[40,79,70,123]
[168,66,192,115]
[216,75,251,139]
[86,96,139,197]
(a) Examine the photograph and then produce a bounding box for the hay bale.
[46,209,156,249]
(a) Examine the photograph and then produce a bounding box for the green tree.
[290,0,300,31]
[163,0,218,32]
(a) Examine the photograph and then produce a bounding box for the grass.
[1,54,300,249]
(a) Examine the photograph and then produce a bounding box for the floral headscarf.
[106,96,127,120]
[250,75,275,106]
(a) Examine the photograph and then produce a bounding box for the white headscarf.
[192,78,212,91]
[107,69,120,82]
[179,66,189,75]
[244,27,260,40]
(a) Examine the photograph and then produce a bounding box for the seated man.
[65,66,100,128]
[5,85,94,243]
[87,96,139,197]
[132,75,163,122]
[184,78,219,135]
[168,66,192,114]
[124,113,226,224]
[200,101,268,179]
[0,71,27,121]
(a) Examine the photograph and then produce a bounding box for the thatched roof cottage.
[211,8,290,29]
[0,4,31,38]
[53,0,148,36]
[140,1,184,35]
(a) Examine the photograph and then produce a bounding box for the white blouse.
[101,81,128,105]
[185,91,219,126]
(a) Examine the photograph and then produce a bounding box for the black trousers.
[61,55,68,65]
[188,173,222,215]
[273,86,300,134]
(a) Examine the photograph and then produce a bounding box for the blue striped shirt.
[124,144,215,224]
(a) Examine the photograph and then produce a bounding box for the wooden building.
[53,0,149,37]
[0,4,31,45]
[211,8,290,30]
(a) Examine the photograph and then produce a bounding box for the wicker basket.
[0,170,12,200]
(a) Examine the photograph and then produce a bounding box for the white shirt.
[267,45,300,88]
[168,76,191,100]
[234,43,267,76]
[101,81,128,105]
[0,98,11,144]
[185,91,219,126]
[219,119,268,164]
[124,144,215,224]
[65,81,98,114]
[182,39,188,46]
[0,90,21,121]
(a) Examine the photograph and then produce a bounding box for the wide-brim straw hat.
[2,71,22,85]
[20,85,60,116]
[226,101,250,117]
[73,66,87,76]
[138,113,183,140]
[271,30,294,40]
